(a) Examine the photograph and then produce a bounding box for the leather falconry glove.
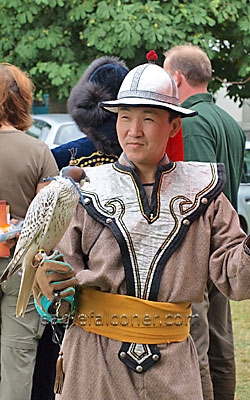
[33,251,78,322]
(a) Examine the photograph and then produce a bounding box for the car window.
[54,123,83,146]
[27,120,51,141]
[26,120,42,138]
[241,148,250,183]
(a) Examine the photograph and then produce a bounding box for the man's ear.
[172,71,182,87]
[170,117,182,138]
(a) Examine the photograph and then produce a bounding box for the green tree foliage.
[0,0,249,102]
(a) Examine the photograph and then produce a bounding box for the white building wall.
[214,87,250,136]
[214,87,242,122]
[214,87,250,138]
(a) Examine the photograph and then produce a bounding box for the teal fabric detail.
[42,253,74,273]
[34,290,76,324]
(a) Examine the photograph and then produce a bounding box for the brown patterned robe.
[56,155,249,400]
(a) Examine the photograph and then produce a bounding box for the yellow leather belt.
[74,288,192,344]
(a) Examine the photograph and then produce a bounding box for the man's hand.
[33,252,78,320]
[33,253,78,301]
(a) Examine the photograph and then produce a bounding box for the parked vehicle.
[26,114,85,149]
[238,141,250,233]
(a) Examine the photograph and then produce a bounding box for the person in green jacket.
[164,44,246,400]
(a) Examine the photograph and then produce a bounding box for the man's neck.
[179,86,207,104]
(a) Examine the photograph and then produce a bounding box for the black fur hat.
[67,56,129,156]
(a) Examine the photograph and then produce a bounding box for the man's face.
[116,106,179,169]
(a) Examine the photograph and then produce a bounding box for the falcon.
[0,167,89,317]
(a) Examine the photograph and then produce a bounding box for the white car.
[27,114,85,149]
[238,140,250,233]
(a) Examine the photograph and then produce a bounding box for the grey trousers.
[0,256,45,400]
[191,280,235,400]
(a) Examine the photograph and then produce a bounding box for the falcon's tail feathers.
[16,266,37,317]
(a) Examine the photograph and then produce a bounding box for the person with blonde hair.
[0,63,59,400]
